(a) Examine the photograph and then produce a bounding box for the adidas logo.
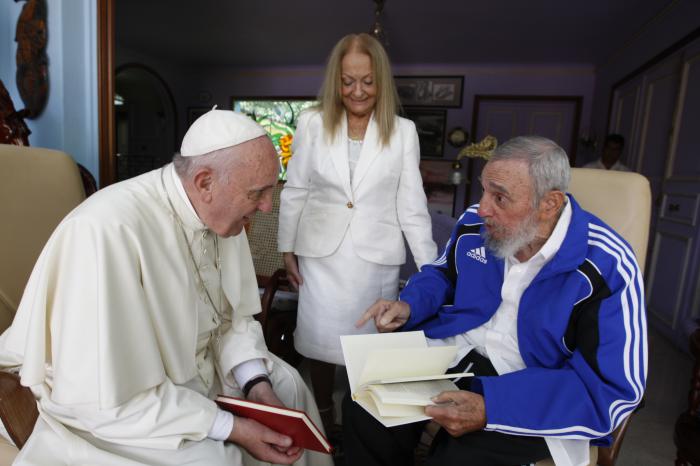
[467,247,488,264]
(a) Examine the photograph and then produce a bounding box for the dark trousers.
[342,350,552,466]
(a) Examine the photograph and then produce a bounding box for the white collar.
[170,164,202,222]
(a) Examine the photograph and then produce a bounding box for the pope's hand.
[228,416,303,464]
[425,390,487,437]
[231,380,303,461]
[355,299,410,332]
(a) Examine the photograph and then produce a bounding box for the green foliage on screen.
[233,100,317,180]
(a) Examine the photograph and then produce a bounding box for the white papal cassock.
[0,164,332,466]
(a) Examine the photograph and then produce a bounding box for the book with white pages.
[340,331,473,427]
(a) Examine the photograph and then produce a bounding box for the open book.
[215,395,332,454]
[341,331,472,427]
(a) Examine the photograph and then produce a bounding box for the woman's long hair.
[317,33,399,147]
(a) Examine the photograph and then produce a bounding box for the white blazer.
[278,110,437,267]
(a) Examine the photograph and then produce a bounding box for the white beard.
[483,210,539,259]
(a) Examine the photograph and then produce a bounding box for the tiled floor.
[614,327,691,465]
[301,325,692,465]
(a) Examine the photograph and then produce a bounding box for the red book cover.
[215,395,332,454]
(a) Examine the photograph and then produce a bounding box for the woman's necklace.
[160,168,227,325]
[347,116,369,141]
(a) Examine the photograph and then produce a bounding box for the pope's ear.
[191,167,214,202]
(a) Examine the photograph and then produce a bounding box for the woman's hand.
[283,252,303,290]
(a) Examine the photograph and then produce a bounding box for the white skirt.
[294,230,399,365]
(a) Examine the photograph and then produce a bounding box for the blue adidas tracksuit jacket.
[400,195,647,445]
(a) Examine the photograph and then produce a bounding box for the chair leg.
[675,455,683,466]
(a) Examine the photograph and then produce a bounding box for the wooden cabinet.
[611,36,700,348]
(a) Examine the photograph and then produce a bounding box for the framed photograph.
[404,108,446,158]
[187,107,210,127]
[419,160,456,217]
[395,76,464,108]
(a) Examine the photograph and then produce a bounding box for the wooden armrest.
[0,371,38,449]
[256,269,301,366]
[256,268,290,331]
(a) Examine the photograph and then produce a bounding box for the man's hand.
[356,299,411,332]
[228,416,303,464]
[283,252,303,290]
[425,390,487,437]
[236,380,303,459]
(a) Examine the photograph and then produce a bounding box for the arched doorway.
[114,64,177,181]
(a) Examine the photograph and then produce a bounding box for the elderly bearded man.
[0,109,332,466]
[345,136,647,466]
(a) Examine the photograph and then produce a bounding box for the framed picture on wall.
[403,108,447,158]
[394,76,464,108]
[187,107,210,127]
[419,159,456,217]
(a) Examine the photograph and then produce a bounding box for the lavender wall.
[186,63,594,211]
[116,47,596,212]
[188,63,595,160]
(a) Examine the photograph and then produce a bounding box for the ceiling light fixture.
[370,0,389,47]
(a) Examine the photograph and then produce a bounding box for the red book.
[215,395,333,454]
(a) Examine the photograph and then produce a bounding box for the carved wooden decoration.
[15,0,49,118]
[0,79,31,145]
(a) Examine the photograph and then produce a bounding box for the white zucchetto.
[180,106,266,157]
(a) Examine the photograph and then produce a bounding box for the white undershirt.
[348,138,363,182]
[172,168,267,441]
[441,200,572,373]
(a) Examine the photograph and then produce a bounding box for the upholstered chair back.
[0,144,86,333]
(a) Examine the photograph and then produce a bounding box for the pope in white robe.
[0,110,333,466]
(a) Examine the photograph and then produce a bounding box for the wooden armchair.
[674,328,700,465]
[0,144,87,462]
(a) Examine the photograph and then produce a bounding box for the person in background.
[0,109,331,466]
[583,133,630,171]
[278,33,437,433]
[348,136,647,466]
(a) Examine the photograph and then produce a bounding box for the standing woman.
[278,33,437,429]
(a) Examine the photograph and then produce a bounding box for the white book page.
[358,345,457,386]
[367,372,473,385]
[366,392,426,417]
[367,379,458,406]
[341,331,428,393]
[216,396,304,419]
[354,392,430,427]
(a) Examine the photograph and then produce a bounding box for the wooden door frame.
[470,94,583,166]
[97,0,115,187]
[464,94,582,208]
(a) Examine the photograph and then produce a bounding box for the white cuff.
[208,409,234,441]
[232,359,268,388]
